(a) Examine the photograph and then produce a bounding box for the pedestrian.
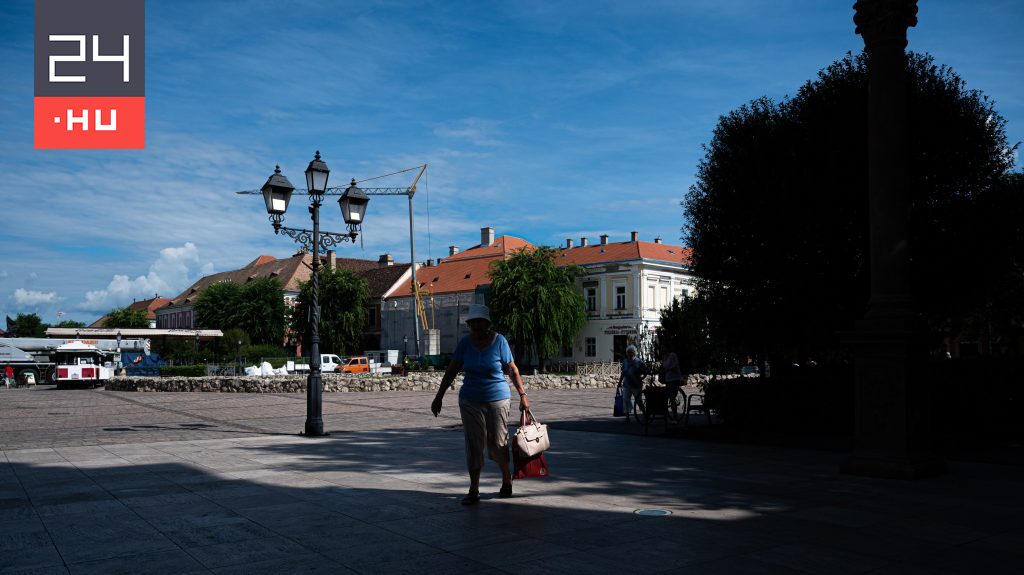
[659,341,684,410]
[3,365,13,388]
[431,304,530,505]
[618,345,645,422]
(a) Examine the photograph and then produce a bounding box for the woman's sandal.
[461,492,481,506]
[499,483,513,498]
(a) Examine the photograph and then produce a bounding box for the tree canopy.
[5,313,47,337]
[236,278,289,346]
[684,51,1022,366]
[291,267,369,356]
[488,247,586,371]
[193,282,243,331]
[193,278,288,346]
[105,306,149,328]
[54,320,86,328]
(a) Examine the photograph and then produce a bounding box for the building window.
[585,287,597,312]
[648,285,656,310]
[660,286,669,310]
[585,337,597,357]
[615,285,626,310]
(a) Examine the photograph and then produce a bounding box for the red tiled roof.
[246,255,277,268]
[441,235,535,262]
[555,240,692,267]
[164,253,388,308]
[89,296,173,327]
[386,235,537,297]
[393,257,501,297]
[392,239,690,299]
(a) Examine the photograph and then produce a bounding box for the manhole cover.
[634,509,673,517]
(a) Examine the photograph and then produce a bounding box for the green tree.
[236,277,288,346]
[291,267,369,355]
[684,52,1020,365]
[10,313,47,337]
[54,320,86,328]
[193,281,243,330]
[656,296,733,375]
[105,306,149,328]
[488,247,586,371]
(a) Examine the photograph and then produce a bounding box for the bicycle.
[664,381,712,426]
[636,375,673,435]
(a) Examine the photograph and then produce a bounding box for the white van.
[286,354,345,374]
[320,354,345,372]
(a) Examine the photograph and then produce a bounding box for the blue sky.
[1,0,1022,325]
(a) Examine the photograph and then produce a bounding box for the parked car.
[338,356,370,373]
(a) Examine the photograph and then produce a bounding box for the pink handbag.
[513,409,550,457]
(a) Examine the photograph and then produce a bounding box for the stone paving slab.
[1,386,1022,573]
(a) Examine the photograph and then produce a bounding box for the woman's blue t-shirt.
[621,357,646,389]
[452,332,513,403]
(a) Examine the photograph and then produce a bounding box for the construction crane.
[414,281,437,334]
[238,163,428,355]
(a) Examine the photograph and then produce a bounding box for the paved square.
[1,387,1021,573]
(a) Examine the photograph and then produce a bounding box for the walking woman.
[431,304,530,505]
[618,345,645,422]
[659,341,684,410]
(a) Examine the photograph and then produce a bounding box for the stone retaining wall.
[105,372,621,393]
[105,372,749,393]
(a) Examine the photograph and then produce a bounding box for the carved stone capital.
[853,0,918,50]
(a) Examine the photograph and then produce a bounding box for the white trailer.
[0,337,148,385]
[53,341,115,389]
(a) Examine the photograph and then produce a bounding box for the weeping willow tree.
[488,247,586,371]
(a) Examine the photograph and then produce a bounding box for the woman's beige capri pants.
[458,398,511,471]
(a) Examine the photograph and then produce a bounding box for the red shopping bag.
[512,448,550,479]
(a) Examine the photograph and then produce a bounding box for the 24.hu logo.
[34,0,145,149]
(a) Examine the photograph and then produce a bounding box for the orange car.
[337,356,370,373]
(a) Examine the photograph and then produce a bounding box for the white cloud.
[80,243,211,313]
[13,289,60,306]
[434,118,504,147]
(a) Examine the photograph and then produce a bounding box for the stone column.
[842,0,944,479]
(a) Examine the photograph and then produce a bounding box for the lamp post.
[116,331,122,373]
[236,338,243,375]
[403,335,409,360]
[258,151,369,437]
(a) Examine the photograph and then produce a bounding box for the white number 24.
[49,34,130,83]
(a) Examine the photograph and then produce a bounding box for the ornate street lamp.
[116,330,123,372]
[257,151,369,437]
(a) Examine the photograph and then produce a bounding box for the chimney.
[378,253,393,267]
[630,231,639,242]
[481,226,494,246]
[566,238,574,249]
[600,234,609,245]
[426,259,435,267]
[580,237,588,247]
[327,249,336,270]
[654,236,663,244]
[449,245,460,256]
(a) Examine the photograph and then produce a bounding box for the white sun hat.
[465,303,491,323]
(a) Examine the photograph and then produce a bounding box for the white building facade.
[557,234,695,363]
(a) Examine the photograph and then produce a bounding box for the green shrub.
[159,365,207,377]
